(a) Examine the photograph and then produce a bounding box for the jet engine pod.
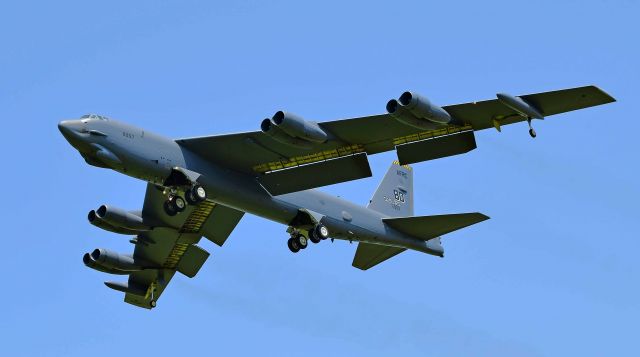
[86,248,142,272]
[386,99,441,131]
[260,118,314,149]
[87,209,143,235]
[272,111,328,143]
[397,91,453,125]
[82,252,129,275]
[95,205,149,231]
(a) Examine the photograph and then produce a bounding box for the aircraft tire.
[296,234,308,249]
[174,196,186,212]
[185,189,197,205]
[163,200,178,216]
[309,230,321,244]
[150,300,157,308]
[314,224,330,240]
[193,184,207,202]
[287,238,300,253]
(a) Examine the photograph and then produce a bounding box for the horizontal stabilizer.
[352,242,406,270]
[383,212,489,240]
[259,153,372,195]
[396,130,477,165]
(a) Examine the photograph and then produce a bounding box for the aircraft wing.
[105,184,243,309]
[177,86,614,194]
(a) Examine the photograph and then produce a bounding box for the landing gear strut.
[149,283,157,308]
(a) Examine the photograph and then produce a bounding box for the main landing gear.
[163,184,207,216]
[527,118,537,138]
[287,224,329,253]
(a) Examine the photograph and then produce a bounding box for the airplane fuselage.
[59,116,443,256]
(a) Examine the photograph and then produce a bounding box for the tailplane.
[368,160,413,217]
[354,162,489,270]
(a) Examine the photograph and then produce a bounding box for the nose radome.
[58,120,71,135]
[58,119,84,135]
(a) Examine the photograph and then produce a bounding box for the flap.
[352,242,406,270]
[396,130,476,165]
[259,153,372,195]
[383,213,490,240]
[201,204,245,247]
[177,244,210,278]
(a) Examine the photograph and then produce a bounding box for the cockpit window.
[80,114,109,121]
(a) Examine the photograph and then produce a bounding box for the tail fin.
[368,161,414,217]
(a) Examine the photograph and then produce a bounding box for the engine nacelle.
[386,99,441,131]
[387,91,460,129]
[87,209,140,235]
[84,248,142,272]
[94,205,149,231]
[272,111,328,143]
[260,118,314,149]
[398,92,452,124]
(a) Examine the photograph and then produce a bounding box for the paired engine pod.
[85,248,142,272]
[95,205,149,231]
[272,111,328,143]
[398,91,453,124]
[387,91,460,130]
[261,118,314,149]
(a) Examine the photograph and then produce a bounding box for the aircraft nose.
[58,120,83,135]
[58,120,88,148]
[58,120,71,135]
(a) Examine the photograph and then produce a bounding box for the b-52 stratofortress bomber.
[59,86,615,309]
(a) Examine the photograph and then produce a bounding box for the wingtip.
[590,85,617,103]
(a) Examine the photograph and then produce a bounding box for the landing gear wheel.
[173,196,186,212]
[314,224,330,240]
[163,200,178,216]
[193,184,207,202]
[185,189,197,205]
[185,185,207,205]
[296,234,308,249]
[287,238,300,253]
[150,300,157,308]
[309,230,322,244]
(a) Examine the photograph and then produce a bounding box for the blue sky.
[1,0,638,355]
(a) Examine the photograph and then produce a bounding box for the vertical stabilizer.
[367,161,414,217]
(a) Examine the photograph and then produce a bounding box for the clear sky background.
[1,0,638,356]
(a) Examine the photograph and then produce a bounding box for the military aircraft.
[59,86,615,309]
